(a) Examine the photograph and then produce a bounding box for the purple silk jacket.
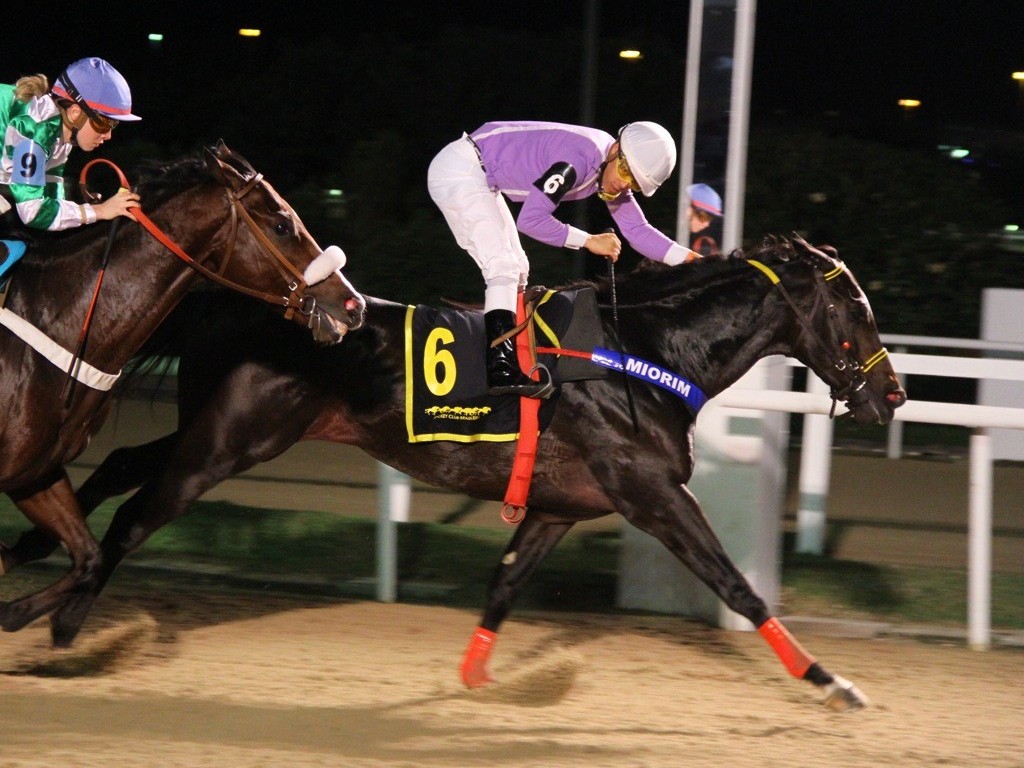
[469,121,679,262]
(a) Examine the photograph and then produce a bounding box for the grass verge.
[1,498,1021,630]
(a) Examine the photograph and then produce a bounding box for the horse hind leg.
[625,483,869,711]
[460,513,574,688]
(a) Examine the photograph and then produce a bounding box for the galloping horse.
[0,141,365,641]
[6,237,904,710]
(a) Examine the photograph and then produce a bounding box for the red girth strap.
[501,292,542,524]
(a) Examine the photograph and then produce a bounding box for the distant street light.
[238,29,261,38]
[898,98,921,124]
[1015,73,1024,122]
[619,49,643,60]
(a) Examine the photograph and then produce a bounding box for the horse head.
[199,141,365,343]
[760,236,906,424]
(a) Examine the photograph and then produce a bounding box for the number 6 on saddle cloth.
[404,286,606,444]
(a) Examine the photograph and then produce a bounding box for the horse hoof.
[49,594,97,648]
[462,669,494,689]
[460,657,494,688]
[822,675,869,712]
[0,601,31,633]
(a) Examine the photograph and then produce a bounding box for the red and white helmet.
[618,121,676,197]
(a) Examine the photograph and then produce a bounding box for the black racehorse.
[0,142,365,640]
[4,236,904,710]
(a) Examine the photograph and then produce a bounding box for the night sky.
[3,0,1022,326]
[5,1,1022,131]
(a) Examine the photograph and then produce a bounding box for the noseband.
[79,158,323,324]
[747,258,888,417]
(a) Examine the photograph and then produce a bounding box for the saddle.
[404,284,606,524]
[405,285,605,444]
[0,240,26,287]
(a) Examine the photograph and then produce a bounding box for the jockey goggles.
[55,71,119,133]
[85,113,119,133]
[598,151,643,201]
[615,151,642,193]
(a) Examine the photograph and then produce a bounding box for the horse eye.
[273,221,292,236]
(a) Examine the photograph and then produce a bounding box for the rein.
[747,258,889,417]
[57,157,328,404]
[78,158,317,315]
[605,235,639,433]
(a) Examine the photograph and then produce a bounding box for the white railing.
[376,336,1024,650]
[715,344,1024,651]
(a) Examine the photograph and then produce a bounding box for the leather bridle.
[79,157,322,322]
[748,258,889,418]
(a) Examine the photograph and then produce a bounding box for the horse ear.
[203,141,258,189]
[790,233,838,271]
[203,145,231,183]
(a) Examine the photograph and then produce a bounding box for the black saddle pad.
[404,286,606,443]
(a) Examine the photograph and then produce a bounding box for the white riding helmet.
[618,121,677,197]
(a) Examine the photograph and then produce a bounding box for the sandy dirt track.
[2,591,1022,768]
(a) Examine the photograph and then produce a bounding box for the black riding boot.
[484,309,550,398]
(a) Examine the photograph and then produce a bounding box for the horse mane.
[11,147,226,264]
[581,235,839,304]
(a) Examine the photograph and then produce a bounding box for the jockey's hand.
[585,231,621,263]
[93,187,141,222]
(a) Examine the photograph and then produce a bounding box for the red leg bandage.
[460,626,497,688]
[758,617,816,679]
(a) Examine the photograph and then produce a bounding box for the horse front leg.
[48,459,224,647]
[0,434,178,574]
[49,384,312,647]
[460,512,574,687]
[46,480,170,647]
[625,482,868,712]
[0,470,101,633]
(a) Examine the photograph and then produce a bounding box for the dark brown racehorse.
[6,237,904,710]
[0,142,365,639]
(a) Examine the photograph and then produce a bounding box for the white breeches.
[427,135,527,312]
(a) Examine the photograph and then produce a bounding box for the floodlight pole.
[677,0,757,253]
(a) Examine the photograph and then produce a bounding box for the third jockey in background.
[428,120,702,398]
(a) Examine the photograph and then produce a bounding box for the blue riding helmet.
[51,57,141,121]
[687,183,722,217]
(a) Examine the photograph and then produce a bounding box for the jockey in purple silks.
[428,120,702,398]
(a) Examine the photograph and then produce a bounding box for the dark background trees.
[4,1,1022,333]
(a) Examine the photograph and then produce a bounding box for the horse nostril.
[345,298,360,312]
[887,390,907,406]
